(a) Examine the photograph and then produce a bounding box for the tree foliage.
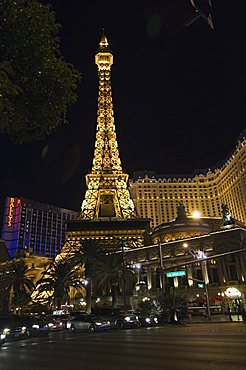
[35,261,83,310]
[94,253,123,308]
[94,252,136,308]
[0,0,81,143]
[0,260,35,313]
[155,293,188,323]
[66,239,106,313]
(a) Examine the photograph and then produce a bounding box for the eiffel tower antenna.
[79,32,136,220]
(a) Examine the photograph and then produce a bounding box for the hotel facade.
[1,197,79,258]
[129,130,245,228]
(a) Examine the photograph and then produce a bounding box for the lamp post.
[158,240,166,298]
[198,251,211,320]
[183,243,211,320]
[119,239,127,310]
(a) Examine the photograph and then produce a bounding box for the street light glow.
[192,210,201,218]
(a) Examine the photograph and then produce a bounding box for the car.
[0,330,6,347]
[69,311,88,318]
[19,316,50,337]
[137,313,159,327]
[67,314,111,333]
[46,316,65,331]
[91,308,140,329]
[0,316,28,340]
[48,314,70,329]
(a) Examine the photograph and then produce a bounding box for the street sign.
[166,270,186,278]
[198,283,204,288]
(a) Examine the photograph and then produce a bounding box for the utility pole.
[119,239,127,311]
[183,243,211,320]
[158,240,166,298]
[201,259,211,320]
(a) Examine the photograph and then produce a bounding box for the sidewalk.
[188,314,245,323]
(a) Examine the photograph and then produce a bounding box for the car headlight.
[48,323,54,328]
[154,318,158,323]
[145,318,151,323]
[67,322,71,329]
[95,322,102,326]
[1,334,6,340]
[3,328,10,334]
[32,324,39,329]
[124,316,131,322]
[21,326,27,333]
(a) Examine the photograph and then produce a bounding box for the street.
[0,323,245,370]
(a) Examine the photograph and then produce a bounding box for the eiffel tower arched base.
[59,217,151,259]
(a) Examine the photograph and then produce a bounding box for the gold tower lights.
[79,34,136,220]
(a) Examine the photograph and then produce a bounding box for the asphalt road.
[0,323,246,370]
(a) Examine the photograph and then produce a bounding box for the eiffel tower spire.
[79,33,136,220]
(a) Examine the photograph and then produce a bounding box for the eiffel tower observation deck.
[59,33,150,257]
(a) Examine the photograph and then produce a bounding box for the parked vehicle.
[0,330,6,346]
[69,311,88,318]
[49,314,70,329]
[91,308,140,329]
[0,316,28,340]
[137,314,159,327]
[67,314,110,333]
[47,316,65,331]
[19,316,50,337]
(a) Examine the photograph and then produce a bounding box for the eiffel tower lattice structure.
[79,34,136,220]
[56,34,150,262]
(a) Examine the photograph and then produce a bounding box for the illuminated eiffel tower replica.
[59,33,150,259]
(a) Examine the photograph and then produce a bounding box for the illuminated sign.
[224,287,241,298]
[7,197,15,227]
[166,270,186,278]
[198,283,204,288]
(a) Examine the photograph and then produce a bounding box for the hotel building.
[1,197,79,258]
[129,130,246,228]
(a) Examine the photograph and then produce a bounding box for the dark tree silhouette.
[0,0,81,143]
[0,260,34,313]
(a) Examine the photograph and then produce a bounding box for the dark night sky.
[0,1,246,221]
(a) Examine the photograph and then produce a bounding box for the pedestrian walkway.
[189,314,245,323]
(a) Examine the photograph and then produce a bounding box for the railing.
[188,306,222,316]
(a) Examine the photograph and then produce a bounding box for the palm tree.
[94,252,137,308]
[94,253,122,307]
[0,279,10,313]
[0,260,34,313]
[67,239,105,313]
[35,261,83,310]
[157,292,188,323]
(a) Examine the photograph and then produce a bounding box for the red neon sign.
[8,197,15,227]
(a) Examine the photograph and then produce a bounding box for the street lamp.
[118,239,128,310]
[192,210,201,219]
[183,243,211,320]
[197,251,211,320]
[158,239,166,297]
